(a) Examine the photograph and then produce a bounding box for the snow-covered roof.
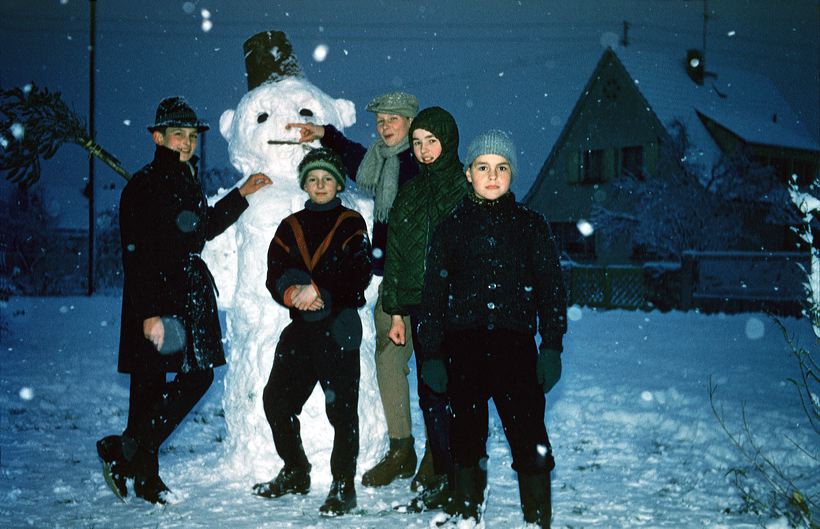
[615,47,820,162]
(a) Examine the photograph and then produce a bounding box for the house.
[523,46,820,265]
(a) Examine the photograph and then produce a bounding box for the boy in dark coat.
[96,96,271,504]
[418,130,567,528]
[253,148,373,516]
[287,92,424,488]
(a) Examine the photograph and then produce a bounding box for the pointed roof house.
[523,46,819,263]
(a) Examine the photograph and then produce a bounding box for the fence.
[565,251,809,315]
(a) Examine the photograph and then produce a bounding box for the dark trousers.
[263,316,361,480]
[446,328,554,475]
[409,307,453,477]
[124,368,214,474]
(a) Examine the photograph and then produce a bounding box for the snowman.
[202,30,385,484]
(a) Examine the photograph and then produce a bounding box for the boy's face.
[411,128,442,165]
[152,127,198,162]
[374,112,412,147]
[303,169,341,205]
[466,154,512,201]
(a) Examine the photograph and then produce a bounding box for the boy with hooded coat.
[418,130,567,528]
[254,148,373,516]
[382,106,468,510]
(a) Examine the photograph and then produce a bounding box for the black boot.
[362,436,417,487]
[129,443,170,504]
[96,435,132,500]
[253,463,312,498]
[401,473,450,512]
[518,472,551,528]
[444,465,487,522]
[319,477,357,516]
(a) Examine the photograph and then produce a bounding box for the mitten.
[421,358,448,394]
[536,347,562,393]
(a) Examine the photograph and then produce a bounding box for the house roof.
[523,46,819,199]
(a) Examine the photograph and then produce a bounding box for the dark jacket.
[118,145,248,374]
[321,124,417,276]
[382,107,468,315]
[418,192,567,357]
[266,197,373,322]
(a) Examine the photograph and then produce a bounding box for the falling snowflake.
[312,44,328,62]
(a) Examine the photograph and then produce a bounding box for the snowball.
[567,305,583,322]
[312,44,329,62]
[19,387,34,400]
[744,317,765,340]
[576,219,594,237]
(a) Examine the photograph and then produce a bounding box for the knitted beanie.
[464,129,518,180]
[298,147,346,191]
[365,91,419,118]
[148,96,209,132]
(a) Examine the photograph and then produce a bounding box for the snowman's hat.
[243,30,304,91]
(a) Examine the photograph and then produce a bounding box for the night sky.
[1,0,818,227]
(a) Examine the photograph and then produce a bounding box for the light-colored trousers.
[374,282,414,440]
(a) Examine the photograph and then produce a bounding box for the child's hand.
[239,173,272,196]
[387,315,406,345]
[291,284,320,311]
[143,316,165,351]
[286,122,325,143]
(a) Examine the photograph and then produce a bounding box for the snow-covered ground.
[1,295,816,528]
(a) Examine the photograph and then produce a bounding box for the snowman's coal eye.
[299,108,314,117]
[257,113,269,123]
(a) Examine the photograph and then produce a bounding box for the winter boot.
[444,465,487,522]
[362,436,417,487]
[129,442,170,505]
[253,464,312,498]
[96,435,131,500]
[518,472,552,528]
[319,477,357,516]
[411,443,435,492]
[400,473,450,512]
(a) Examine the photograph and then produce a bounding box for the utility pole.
[702,0,709,61]
[620,20,630,48]
[87,0,96,296]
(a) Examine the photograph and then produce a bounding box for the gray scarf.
[355,136,409,222]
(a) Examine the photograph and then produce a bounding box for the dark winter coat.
[382,107,468,315]
[418,192,567,357]
[320,124,417,276]
[266,197,373,325]
[118,145,248,374]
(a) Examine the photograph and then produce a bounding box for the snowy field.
[1,295,816,529]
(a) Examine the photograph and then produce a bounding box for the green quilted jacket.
[382,107,468,315]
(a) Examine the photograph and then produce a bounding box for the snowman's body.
[202,77,385,484]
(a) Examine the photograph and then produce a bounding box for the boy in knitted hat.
[417,130,567,528]
[287,91,423,489]
[96,96,271,504]
[254,147,373,517]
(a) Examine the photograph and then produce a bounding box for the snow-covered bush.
[710,176,819,528]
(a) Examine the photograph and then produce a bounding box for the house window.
[550,221,596,260]
[620,145,644,177]
[580,149,605,183]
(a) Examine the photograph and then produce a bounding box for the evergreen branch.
[0,83,131,188]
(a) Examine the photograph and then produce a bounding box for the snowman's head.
[220,78,355,180]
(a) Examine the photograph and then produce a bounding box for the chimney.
[686,49,705,85]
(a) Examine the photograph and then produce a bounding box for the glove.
[536,348,562,393]
[421,358,448,394]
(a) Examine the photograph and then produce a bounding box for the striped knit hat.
[298,148,346,191]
